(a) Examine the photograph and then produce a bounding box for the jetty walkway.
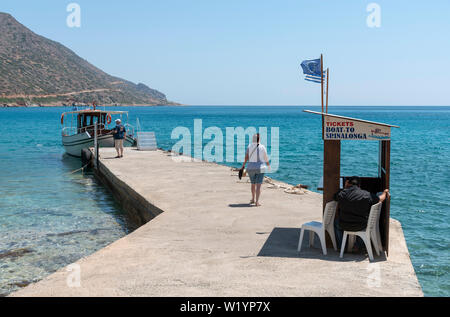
[12,148,422,296]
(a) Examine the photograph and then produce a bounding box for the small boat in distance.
[61,106,136,157]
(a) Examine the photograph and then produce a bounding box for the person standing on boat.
[241,134,270,207]
[112,119,126,158]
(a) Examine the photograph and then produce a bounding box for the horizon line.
[180,104,450,107]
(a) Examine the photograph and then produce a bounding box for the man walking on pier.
[112,119,126,158]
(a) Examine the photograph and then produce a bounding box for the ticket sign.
[324,116,391,141]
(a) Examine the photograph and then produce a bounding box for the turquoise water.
[0,106,449,296]
[0,108,133,296]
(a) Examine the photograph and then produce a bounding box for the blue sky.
[1,0,449,105]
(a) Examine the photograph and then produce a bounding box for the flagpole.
[321,54,324,113]
[326,68,329,113]
[320,54,324,139]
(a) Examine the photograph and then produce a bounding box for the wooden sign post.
[323,139,340,211]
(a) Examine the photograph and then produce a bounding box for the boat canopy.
[62,110,128,115]
[61,109,129,127]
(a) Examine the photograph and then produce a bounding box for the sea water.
[0,106,448,296]
[0,107,133,296]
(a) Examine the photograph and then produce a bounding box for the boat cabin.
[61,110,128,137]
[76,111,110,135]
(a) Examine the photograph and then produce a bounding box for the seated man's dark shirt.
[334,185,380,231]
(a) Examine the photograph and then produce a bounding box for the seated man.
[333,176,390,252]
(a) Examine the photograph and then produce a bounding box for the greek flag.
[301,58,325,84]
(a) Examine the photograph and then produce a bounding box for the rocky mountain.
[0,12,175,106]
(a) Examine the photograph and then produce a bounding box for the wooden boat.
[61,108,136,157]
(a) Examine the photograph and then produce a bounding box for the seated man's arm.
[378,189,390,203]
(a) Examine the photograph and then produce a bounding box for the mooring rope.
[69,163,90,175]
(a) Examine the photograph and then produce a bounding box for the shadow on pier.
[257,227,387,263]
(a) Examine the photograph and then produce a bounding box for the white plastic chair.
[346,202,384,255]
[297,201,338,255]
[373,202,383,254]
[339,202,383,261]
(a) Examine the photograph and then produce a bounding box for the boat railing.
[136,117,141,133]
[124,123,135,138]
[62,123,135,138]
[62,126,77,136]
[62,124,107,136]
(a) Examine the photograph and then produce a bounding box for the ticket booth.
[304,110,399,255]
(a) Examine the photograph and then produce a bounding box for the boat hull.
[62,132,135,157]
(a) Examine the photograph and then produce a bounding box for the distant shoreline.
[0,102,184,108]
[2,104,449,108]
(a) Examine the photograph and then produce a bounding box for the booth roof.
[303,110,400,128]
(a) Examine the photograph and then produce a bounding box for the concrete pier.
[12,148,423,297]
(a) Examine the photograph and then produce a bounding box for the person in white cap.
[112,118,126,158]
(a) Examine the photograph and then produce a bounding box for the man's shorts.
[114,139,124,150]
[247,170,264,184]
